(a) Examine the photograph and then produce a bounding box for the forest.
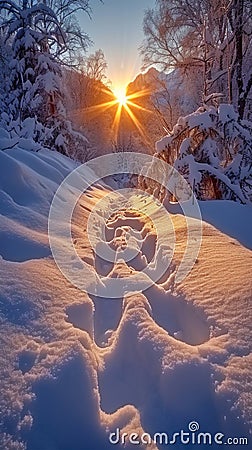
[0,0,251,203]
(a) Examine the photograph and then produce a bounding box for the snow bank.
[200,200,252,250]
[0,148,251,449]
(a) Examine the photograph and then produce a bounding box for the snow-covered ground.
[0,148,251,449]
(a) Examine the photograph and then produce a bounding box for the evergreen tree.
[0,0,64,121]
[0,0,91,160]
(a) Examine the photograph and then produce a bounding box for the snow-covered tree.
[155,104,252,203]
[45,0,92,64]
[0,0,65,122]
[141,1,228,73]
[141,0,252,119]
[0,0,92,160]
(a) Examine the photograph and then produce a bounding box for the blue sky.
[79,0,155,89]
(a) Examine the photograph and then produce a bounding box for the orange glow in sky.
[79,0,156,87]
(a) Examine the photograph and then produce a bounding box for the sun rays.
[78,84,152,142]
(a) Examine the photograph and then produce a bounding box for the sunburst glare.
[113,86,128,106]
[74,83,152,143]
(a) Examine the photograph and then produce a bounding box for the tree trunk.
[234,0,245,118]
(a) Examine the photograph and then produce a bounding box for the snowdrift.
[0,148,251,449]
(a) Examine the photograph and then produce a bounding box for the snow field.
[0,148,251,449]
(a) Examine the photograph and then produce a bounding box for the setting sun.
[78,82,152,142]
[113,87,128,106]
